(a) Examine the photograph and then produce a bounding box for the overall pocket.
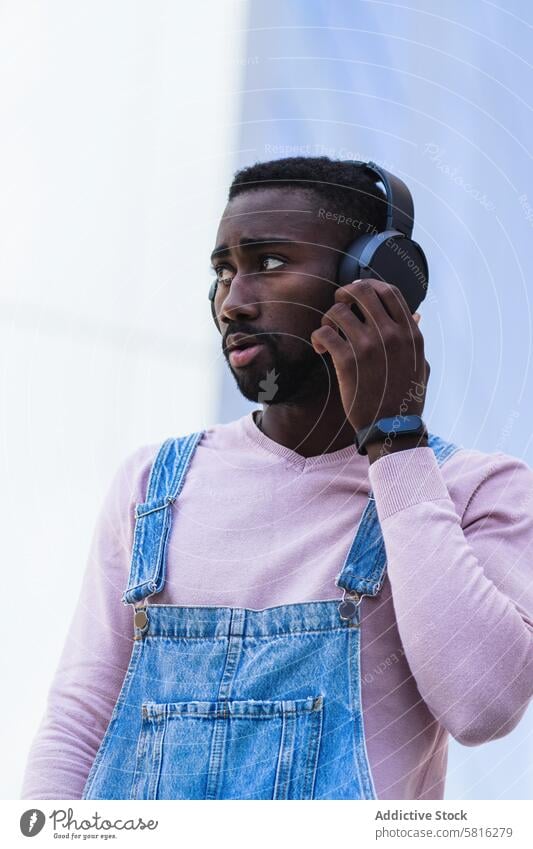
[130,695,324,800]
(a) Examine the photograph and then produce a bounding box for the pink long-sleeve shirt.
[21,411,533,799]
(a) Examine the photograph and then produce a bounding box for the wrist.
[366,431,429,464]
[354,413,428,458]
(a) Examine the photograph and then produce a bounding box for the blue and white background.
[1,0,532,799]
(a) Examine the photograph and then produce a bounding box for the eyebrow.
[210,237,300,262]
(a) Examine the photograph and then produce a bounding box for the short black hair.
[228,156,388,234]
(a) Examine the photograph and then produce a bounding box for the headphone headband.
[351,160,414,237]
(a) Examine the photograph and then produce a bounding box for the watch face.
[377,415,422,435]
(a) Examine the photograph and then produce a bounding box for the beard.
[225,335,333,405]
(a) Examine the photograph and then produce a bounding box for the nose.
[218,272,260,326]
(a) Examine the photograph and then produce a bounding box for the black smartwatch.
[353,414,428,456]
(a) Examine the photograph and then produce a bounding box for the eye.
[260,255,285,271]
[212,265,234,286]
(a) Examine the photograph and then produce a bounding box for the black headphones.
[208,160,428,330]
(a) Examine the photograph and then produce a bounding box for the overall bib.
[82,429,460,800]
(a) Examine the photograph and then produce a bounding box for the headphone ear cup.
[337,234,374,287]
[337,231,428,314]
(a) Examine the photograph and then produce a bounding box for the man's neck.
[254,402,357,458]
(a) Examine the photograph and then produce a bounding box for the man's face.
[211,186,355,405]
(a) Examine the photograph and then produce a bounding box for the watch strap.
[354,415,427,455]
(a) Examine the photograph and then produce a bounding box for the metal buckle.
[132,586,156,638]
[338,588,363,622]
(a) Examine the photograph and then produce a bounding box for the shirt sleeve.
[368,445,533,746]
[20,443,158,799]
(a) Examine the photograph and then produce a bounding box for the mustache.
[223,331,275,352]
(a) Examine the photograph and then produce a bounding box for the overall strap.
[121,431,205,605]
[335,432,463,597]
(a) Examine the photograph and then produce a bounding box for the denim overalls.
[82,428,460,800]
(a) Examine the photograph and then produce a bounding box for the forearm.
[20,601,133,799]
[20,447,146,799]
[369,447,533,746]
[21,682,123,799]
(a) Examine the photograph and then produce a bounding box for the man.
[22,157,533,800]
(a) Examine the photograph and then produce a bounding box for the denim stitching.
[148,718,166,799]
[273,709,295,799]
[136,627,352,641]
[303,700,323,800]
[130,710,150,800]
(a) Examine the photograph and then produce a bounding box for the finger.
[336,279,412,326]
[334,279,398,329]
[320,301,369,344]
[311,325,349,360]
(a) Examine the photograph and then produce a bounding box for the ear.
[413,312,421,325]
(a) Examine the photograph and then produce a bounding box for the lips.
[228,343,264,367]
[225,333,259,352]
